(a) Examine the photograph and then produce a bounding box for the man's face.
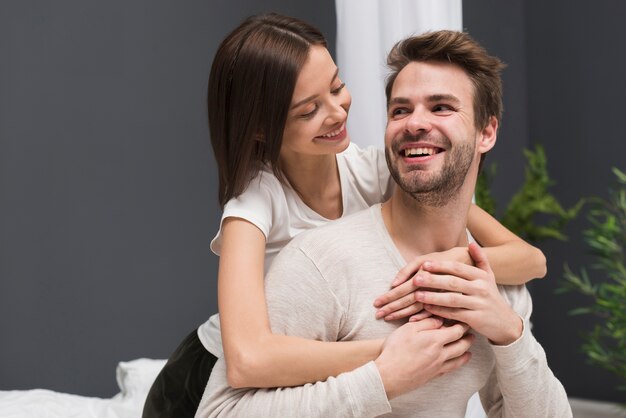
[384,61,485,206]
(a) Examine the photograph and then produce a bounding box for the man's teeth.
[404,147,437,157]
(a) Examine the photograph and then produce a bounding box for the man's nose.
[404,109,432,135]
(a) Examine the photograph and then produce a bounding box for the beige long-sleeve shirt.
[196,204,571,417]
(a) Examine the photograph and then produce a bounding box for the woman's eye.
[331,83,346,95]
[300,105,319,118]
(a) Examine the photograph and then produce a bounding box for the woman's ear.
[477,116,497,153]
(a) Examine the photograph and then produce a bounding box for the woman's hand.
[416,243,523,346]
[373,247,472,321]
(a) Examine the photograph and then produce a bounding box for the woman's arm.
[218,217,383,389]
[467,204,547,284]
[372,204,546,321]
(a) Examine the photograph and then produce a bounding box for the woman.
[143,13,546,417]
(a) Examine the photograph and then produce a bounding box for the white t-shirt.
[197,143,394,356]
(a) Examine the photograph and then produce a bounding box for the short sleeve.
[210,173,282,256]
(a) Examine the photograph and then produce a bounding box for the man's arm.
[478,286,572,417]
[413,243,572,417]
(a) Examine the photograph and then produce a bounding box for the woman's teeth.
[319,125,344,138]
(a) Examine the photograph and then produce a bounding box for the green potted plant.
[478,145,626,402]
[475,144,582,241]
[559,168,626,397]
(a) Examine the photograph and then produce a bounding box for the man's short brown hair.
[385,30,506,131]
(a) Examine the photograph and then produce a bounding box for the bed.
[0,358,493,418]
[0,358,166,418]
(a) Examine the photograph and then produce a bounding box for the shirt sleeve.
[479,285,573,417]
[209,173,278,256]
[195,245,392,418]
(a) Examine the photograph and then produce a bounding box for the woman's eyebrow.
[291,94,317,110]
[290,68,339,110]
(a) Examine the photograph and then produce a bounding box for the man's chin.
[396,174,440,194]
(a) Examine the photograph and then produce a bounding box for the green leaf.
[613,167,626,184]
[559,167,626,396]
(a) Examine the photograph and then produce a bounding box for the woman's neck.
[279,153,343,220]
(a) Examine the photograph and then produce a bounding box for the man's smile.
[397,142,446,164]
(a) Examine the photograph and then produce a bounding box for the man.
[196,30,571,417]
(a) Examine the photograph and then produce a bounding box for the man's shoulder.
[264,207,378,292]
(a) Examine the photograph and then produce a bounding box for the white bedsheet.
[0,358,166,418]
[0,358,489,418]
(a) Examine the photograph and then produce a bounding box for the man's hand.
[372,247,472,321]
[413,243,523,346]
[375,317,474,399]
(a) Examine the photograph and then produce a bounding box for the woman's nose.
[327,97,349,123]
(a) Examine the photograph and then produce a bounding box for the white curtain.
[335,3,486,417]
[335,0,463,149]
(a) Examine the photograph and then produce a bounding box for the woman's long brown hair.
[208,13,327,208]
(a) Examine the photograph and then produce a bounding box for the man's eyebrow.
[387,97,411,107]
[290,68,340,110]
[427,94,461,104]
[388,94,462,107]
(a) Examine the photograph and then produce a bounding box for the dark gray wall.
[0,0,335,397]
[463,0,529,205]
[3,0,624,403]
[526,0,626,403]
[465,0,626,403]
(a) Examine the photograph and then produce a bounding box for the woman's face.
[280,45,351,160]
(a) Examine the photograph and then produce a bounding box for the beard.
[385,132,475,207]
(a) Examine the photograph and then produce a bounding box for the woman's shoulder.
[228,167,285,205]
[338,142,387,177]
[339,142,384,162]
[213,169,287,257]
[221,168,288,227]
[290,205,378,250]
[337,142,393,206]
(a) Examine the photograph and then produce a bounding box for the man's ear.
[477,116,498,153]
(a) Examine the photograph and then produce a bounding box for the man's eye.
[391,108,409,117]
[433,104,453,113]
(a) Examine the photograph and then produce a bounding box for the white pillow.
[115,358,167,400]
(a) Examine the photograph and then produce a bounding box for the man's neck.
[381,185,474,262]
